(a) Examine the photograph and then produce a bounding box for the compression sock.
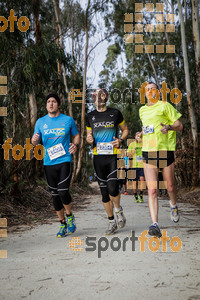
[60,219,67,225]
[66,212,72,217]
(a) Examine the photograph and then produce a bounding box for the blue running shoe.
[57,224,67,238]
[148,223,162,238]
[66,214,76,234]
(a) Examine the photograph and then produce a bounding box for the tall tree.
[177,0,199,186]
[75,0,91,181]
[53,0,72,117]
[191,0,200,104]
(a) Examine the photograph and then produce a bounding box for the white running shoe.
[105,221,117,235]
[169,201,180,223]
[115,206,126,229]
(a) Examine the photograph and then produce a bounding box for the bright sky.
[78,0,112,88]
[62,0,125,89]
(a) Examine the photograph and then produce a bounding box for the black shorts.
[93,155,119,202]
[142,151,175,169]
[128,168,144,180]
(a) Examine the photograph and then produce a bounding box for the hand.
[87,132,94,144]
[32,132,40,145]
[110,136,121,148]
[160,123,170,134]
[69,143,78,154]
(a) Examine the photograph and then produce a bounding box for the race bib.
[47,143,66,160]
[136,155,143,162]
[143,124,154,134]
[97,142,113,154]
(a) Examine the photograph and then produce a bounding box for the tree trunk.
[165,0,178,88]
[53,0,72,117]
[75,0,90,181]
[191,0,200,104]
[177,0,199,186]
[11,94,20,197]
[146,53,160,89]
[33,0,42,44]
[55,0,62,88]
[72,31,76,81]
[29,92,37,129]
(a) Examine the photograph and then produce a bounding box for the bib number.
[143,125,154,134]
[136,155,143,162]
[47,143,66,160]
[97,142,113,154]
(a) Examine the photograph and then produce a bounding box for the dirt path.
[0,183,200,300]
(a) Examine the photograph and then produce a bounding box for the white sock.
[114,206,121,212]
[153,222,158,226]
[109,219,116,223]
[169,200,177,208]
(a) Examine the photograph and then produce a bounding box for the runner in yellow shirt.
[127,134,145,203]
[137,82,183,238]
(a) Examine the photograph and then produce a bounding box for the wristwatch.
[167,125,172,131]
[74,144,79,147]
[119,138,123,143]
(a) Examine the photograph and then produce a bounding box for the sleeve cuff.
[118,120,125,126]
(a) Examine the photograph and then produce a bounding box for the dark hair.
[46,92,61,105]
[148,82,159,89]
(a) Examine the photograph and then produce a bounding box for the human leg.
[57,162,76,233]
[44,164,68,237]
[93,156,117,234]
[162,162,180,222]
[143,162,159,223]
[107,156,126,228]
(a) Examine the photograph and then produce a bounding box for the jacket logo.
[93,121,114,128]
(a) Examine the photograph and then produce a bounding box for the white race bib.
[97,142,113,155]
[143,124,154,134]
[136,155,143,162]
[47,143,66,160]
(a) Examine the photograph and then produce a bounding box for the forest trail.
[0,182,200,300]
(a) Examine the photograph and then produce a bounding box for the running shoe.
[170,202,180,223]
[148,223,162,238]
[138,194,144,203]
[105,221,117,235]
[134,195,139,203]
[115,206,126,229]
[66,214,76,234]
[57,224,67,238]
[124,191,128,195]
